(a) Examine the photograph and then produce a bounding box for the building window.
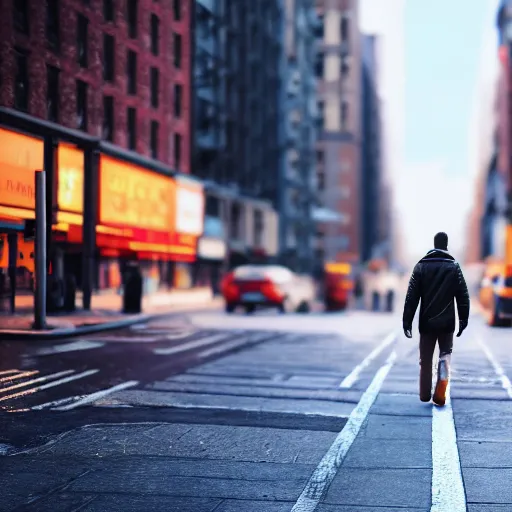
[103,33,115,81]
[14,48,29,111]
[14,0,29,34]
[341,17,349,43]
[174,132,182,169]
[314,14,324,40]
[47,65,59,122]
[197,98,211,134]
[341,101,349,129]
[173,33,182,68]
[173,84,182,118]
[103,95,114,141]
[77,14,88,68]
[314,52,324,78]
[76,80,88,130]
[150,13,159,55]
[127,50,137,94]
[341,57,350,78]
[150,121,159,158]
[103,0,114,21]
[173,0,181,21]
[127,0,138,38]
[150,67,159,108]
[317,170,325,190]
[46,0,60,50]
[317,101,324,130]
[127,107,136,149]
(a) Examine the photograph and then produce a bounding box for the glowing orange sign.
[99,156,174,231]
[0,128,44,210]
[58,144,84,213]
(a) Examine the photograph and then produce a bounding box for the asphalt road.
[0,306,511,511]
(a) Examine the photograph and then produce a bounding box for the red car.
[221,265,315,314]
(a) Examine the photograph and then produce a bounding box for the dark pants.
[419,333,453,400]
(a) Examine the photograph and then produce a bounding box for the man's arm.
[403,264,421,332]
[455,264,470,335]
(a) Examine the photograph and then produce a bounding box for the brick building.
[0,0,191,171]
[0,0,204,313]
[314,0,362,265]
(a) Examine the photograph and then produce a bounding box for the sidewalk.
[0,287,222,340]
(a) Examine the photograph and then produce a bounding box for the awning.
[312,207,347,224]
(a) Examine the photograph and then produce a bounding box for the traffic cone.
[433,354,450,406]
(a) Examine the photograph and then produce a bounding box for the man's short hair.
[434,232,448,250]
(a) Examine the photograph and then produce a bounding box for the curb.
[0,303,221,341]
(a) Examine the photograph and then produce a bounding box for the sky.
[360,0,500,263]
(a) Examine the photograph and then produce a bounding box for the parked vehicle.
[323,262,354,311]
[479,262,512,327]
[221,265,315,314]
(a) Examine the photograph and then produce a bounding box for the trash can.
[123,266,143,314]
[47,276,65,313]
[371,291,380,312]
[63,274,77,312]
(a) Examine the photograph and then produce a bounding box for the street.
[0,307,511,511]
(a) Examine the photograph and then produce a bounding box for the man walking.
[403,232,470,406]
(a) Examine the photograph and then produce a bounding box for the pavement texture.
[0,288,220,339]
[0,306,510,511]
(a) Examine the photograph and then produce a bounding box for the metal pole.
[82,148,98,310]
[33,170,47,330]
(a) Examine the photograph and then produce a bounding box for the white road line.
[36,340,104,356]
[477,337,512,398]
[53,380,139,410]
[0,370,21,377]
[166,330,196,340]
[0,370,98,405]
[153,333,232,355]
[431,385,466,512]
[339,331,396,388]
[38,369,99,391]
[99,336,160,343]
[0,370,38,383]
[32,395,82,410]
[198,333,274,359]
[291,350,397,512]
[0,370,74,397]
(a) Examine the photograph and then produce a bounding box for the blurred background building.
[360,34,392,264]
[279,0,318,274]
[465,0,511,267]
[314,0,362,266]
[191,0,281,274]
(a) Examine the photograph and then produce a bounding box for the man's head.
[434,232,448,250]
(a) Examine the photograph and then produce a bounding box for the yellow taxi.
[479,262,512,327]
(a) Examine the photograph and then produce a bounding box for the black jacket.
[403,249,470,334]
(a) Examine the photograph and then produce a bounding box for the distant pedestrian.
[402,232,470,406]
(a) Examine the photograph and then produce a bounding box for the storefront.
[172,177,205,289]
[89,156,203,292]
[0,128,44,311]
[195,216,226,294]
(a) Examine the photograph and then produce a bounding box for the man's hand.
[456,319,468,337]
[404,328,413,339]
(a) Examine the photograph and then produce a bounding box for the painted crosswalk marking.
[431,385,466,512]
[292,350,397,512]
[339,331,396,388]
